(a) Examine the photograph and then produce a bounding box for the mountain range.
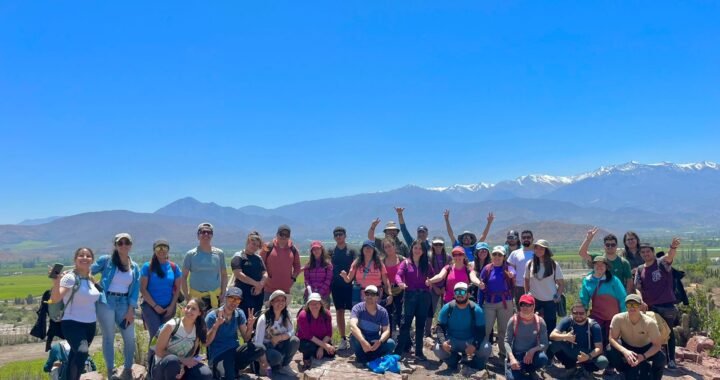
[3,161,719,258]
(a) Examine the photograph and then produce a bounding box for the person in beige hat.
[368,217,409,257]
[524,239,564,336]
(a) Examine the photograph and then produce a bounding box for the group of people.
[46,208,684,380]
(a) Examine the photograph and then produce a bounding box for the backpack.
[48,272,81,323]
[445,300,478,330]
[147,261,183,304]
[480,263,515,307]
[636,255,689,306]
[262,242,299,279]
[510,313,542,347]
[148,318,199,376]
[645,311,671,344]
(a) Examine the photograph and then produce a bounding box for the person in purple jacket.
[303,241,333,305]
[297,293,336,371]
[394,240,434,361]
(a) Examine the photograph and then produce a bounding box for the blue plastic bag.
[367,354,401,374]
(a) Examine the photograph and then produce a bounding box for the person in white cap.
[253,290,300,378]
[296,293,335,371]
[433,282,490,372]
[349,285,397,364]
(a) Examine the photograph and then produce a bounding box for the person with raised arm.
[395,207,430,251]
[443,209,494,263]
[368,217,409,258]
[578,227,633,293]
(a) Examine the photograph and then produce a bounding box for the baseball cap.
[492,245,507,256]
[310,240,323,249]
[475,242,490,252]
[454,282,468,291]
[277,224,291,234]
[361,240,376,250]
[268,290,287,303]
[432,236,445,245]
[519,294,536,305]
[153,239,169,250]
[417,225,429,233]
[226,287,243,299]
[625,294,643,304]
[114,233,133,244]
[197,222,214,232]
[364,285,379,294]
[306,293,322,305]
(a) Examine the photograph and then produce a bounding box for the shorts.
[331,283,353,310]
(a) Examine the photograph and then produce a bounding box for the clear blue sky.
[1,1,719,224]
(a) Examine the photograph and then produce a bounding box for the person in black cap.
[140,239,183,339]
[395,207,431,252]
[328,226,357,350]
[260,225,301,301]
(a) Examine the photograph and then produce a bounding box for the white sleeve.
[286,319,295,337]
[59,273,76,289]
[555,261,564,279]
[253,315,267,346]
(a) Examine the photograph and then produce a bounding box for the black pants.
[211,343,266,380]
[396,290,430,355]
[299,339,336,361]
[61,320,96,380]
[380,290,404,334]
[607,342,666,380]
[651,304,677,361]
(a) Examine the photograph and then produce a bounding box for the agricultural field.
[0,274,52,300]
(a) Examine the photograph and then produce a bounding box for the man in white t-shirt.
[507,230,535,307]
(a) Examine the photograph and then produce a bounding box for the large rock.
[687,335,715,353]
[676,347,703,364]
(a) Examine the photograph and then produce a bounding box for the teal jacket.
[91,255,141,308]
[579,273,627,317]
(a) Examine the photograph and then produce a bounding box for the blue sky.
[1,1,719,224]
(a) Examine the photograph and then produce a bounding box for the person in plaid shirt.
[303,241,333,305]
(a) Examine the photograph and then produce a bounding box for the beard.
[456,298,469,305]
[522,241,531,248]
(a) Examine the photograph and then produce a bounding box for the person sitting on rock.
[504,294,549,380]
[607,293,665,380]
[548,302,608,378]
[433,282,491,372]
[349,285,397,364]
[297,293,336,371]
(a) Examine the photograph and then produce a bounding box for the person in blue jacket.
[92,233,141,380]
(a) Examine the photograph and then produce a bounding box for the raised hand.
[371,218,381,228]
[671,237,681,249]
[247,308,256,327]
[443,209,450,220]
[487,212,495,223]
[394,207,405,214]
[587,227,599,240]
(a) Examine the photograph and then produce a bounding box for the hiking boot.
[275,365,298,378]
[338,338,350,350]
[668,359,678,369]
[415,353,428,362]
[111,368,133,380]
[300,360,312,372]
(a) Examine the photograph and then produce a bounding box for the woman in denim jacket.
[92,233,141,380]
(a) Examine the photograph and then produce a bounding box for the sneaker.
[111,368,133,380]
[276,365,298,377]
[668,359,678,369]
[300,360,312,372]
[338,338,350,351]
[415,353,428,362]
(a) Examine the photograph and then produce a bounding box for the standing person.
[433,282,490,372]
[140,239,182,339]
[205,287,266,380]
[328,226,356,351]
[504,295,549,380]
[368,218,409,258]
[504,230,521,259]
[443,209,494,262]
[182,223,227,311]
[152,298,213,380]
[472,246,515,357]
[524,239,564,337]
[634,238,682,369]
[349,285,397,364]
[297,293,336,371]
[507,230,535,307]
[49,248,101,380]
[92,233,141,380]
[548,303,608,378]
[394,240,434,361]
[579,256,627,351]
[578,228,633,293]
[303,241,333,305]
[424,236,449,338]
[260,225,302,300]
[339,240,392,306]
[253,290,300,378]
[395,207,430,251]
[623,231,645,271]
[470,242,492,303]
[380,238,404,336]
[230,232,267,323]
[427,246,471,303]
[607,294,666,380]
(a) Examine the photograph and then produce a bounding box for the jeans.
[210,343,266,380]
[299,339,336,361]
[483,301,514,355]
[424,289,443,337]
[607,342,666,380]
[380,290,404,334]
[433,340,491,369]
[350,335,396,364]
[265,336,300,369]
[534,300,557,338]
[396,290,430,355]
[152,354,213,380]
[96,294,135,377]
[506,350,549,380]
[548,340,608,371]
[141,301,175,340]
[61,320,96,380]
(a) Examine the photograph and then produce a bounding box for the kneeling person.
[205,287,265,380]
[607,294,665,380]
[349,285,397,364]
[505,294,549,380]
[549,303,608,377]
[433,282,490,371]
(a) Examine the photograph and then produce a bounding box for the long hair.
[623,231,641,255]
[473,249,492,273]
[308,245,330,269]
[150,252,166,278]
[112,248,129,272]
[73,247,98,285]
[302,302,329,322]
[531,247,554,279]
[354,244,383,272]
[187,298,208,344]
[410,240,430,276]
[264,301,291,331]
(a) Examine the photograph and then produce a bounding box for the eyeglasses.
[625,302,641,309]
[198,230,213,236]
[334,233,345,237]
[278,232,290,238]
[519,303,533,308]
[454,289,467,296]
[491,252,503,257]
[364,291,379,297]
[605,243,617,248]
[116,240,132,247]
[571,311,586,315]
[154,246,169,252]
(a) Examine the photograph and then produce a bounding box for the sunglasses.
[116,240,132,247]
[334,233,345,237]
[625,302,641,308]
[605,243,617,248]
[506,236,517,240]
[519,303,533,307]
[571,311,586,315]
[364,291,379,297]
[491,252,503,257]
[278,232,290,238]
[521,236,533,240]
[154,246,169,252]
[433,243,444,247]
[454,289,467,295]
[198,230,213,236]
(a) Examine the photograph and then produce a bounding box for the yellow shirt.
[610,312,660,347]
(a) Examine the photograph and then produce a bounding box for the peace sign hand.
[247,308,256,326]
